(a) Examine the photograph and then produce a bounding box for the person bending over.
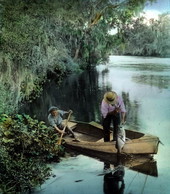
[101,91,126,142]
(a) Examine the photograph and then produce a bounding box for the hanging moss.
[0,0,154,113]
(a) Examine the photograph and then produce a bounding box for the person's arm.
[54,125,64,134]
[48,114,64,134]
[60,109,73,118]
[121,112,126,124]
[101,101,109,118]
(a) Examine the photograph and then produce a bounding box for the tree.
[115,12,170,56]
[0,0,155,113]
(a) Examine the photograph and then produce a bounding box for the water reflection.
[113,62,170,72]
[132,74,170,89]
[33,153,158,194]
[103,158,125,194]
[59,69,105,122]
[104,166,125,194]
[122,92,140,129]
[100,67,112,91]
[101,156,158,194]
[20,69,112,123]
[20,68,141,130]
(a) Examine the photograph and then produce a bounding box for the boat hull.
[63,121,159,155]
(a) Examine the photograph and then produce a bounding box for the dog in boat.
[116,125,126,154]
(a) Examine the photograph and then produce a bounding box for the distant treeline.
[113,13,170,57]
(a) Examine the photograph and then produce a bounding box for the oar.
[57,111,72,145]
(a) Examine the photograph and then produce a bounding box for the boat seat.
[96,138,104,142]
[89,121,103,129]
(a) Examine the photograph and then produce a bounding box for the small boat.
[62,120,159,177]
[63,121,160,156]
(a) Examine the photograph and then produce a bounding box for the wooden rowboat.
[63,121,160,156]
[63,121,159,177]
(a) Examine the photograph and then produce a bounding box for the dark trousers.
[102,113,120,142]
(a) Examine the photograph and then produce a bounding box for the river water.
[22,56,170,194]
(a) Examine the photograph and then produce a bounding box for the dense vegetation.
[0,114,64,193]
[0,0,155,114]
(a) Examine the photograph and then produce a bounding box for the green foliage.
[0,147,51,193]
[0,0,154,113]
[0,113,65,193]
[0,114,64,159]
[0,1,71,113]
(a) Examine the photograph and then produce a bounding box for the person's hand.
[109,108,120,115]
[57,129,64,134]
[61,131,66,135]
[68,110,73,114]
[121,120,126,125]
[60,130,67,135]
[115,107,120,113]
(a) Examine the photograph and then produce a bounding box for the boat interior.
[64,121,145,142]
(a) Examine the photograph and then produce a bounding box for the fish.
[116,125,126,154]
